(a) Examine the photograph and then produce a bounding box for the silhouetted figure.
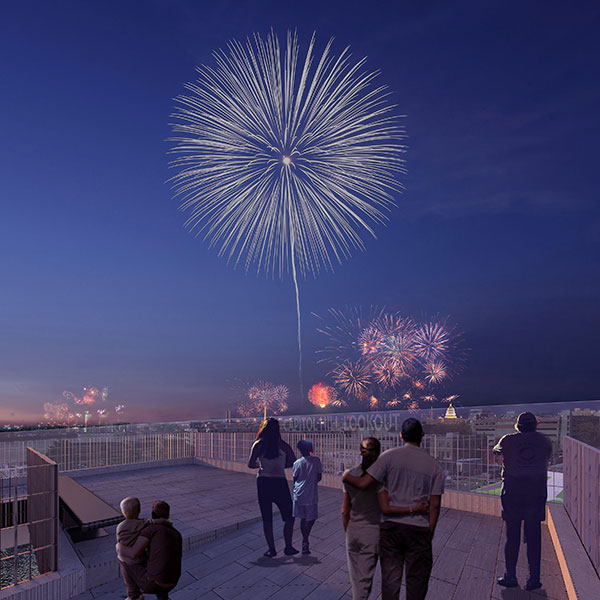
[248,418,299,556]
[292,439,322,554]
[342,437,383,600]
[494,411,552,591]
[343,419,443,600]
[116,500,183,600]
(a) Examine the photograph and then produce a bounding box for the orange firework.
[308,382,338,409]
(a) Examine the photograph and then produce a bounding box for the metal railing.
[0,433,195,472]
[0,449,57,590]
[194,430,563,499]
[563,436,600,574]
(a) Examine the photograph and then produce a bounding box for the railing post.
[13,474,19,586]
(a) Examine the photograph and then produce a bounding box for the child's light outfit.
[117,518,148,565]
[292,455,322,520]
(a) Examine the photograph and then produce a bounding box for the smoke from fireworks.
[238,381,289,417]
[170,31,405,400]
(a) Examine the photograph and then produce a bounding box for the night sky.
[1,1,599,423]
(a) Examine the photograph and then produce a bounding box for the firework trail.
[170,31,405,400]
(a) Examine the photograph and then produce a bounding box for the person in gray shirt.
[343,419,443,600]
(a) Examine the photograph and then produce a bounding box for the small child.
[116,497,148,600]
[292,440,322,554]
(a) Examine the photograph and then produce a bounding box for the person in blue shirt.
[292,440,322,554]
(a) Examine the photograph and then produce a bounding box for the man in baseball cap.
[493,412,552,591]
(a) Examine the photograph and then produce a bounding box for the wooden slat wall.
[563,436,600,574]
[26,448,58,574]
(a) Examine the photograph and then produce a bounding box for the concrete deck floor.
[69,465,567,600]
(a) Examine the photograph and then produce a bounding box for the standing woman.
[248,418,299,557]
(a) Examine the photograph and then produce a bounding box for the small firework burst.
[372,359,402,387]
[442,394,460,403]
[115,404,126,415]
[420,394,437,404]
[369,396,379,410]
[332,362,371,398]
[358,324,385,357]
[308,382,339,409]
[97,408,108,419]
[407,399,419,413]
[43,402,69,421]
[386,397,402,408]
[423,360,447,384]
[315,306,385,368]
[414,321,451,362]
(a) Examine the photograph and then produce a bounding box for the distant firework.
[332,362,371,398]
[442,394,459,403]
[414,321,452,362]
[372,360,402,387]
[43,402,69,422]
[43,386,123,425]
[238,381,289,417]
[315,306,385,367]
[308,383,340,409]
[315,307,464,410]
[423,360,447,384]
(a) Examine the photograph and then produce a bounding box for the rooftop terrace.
[69,464,566,600]
[1,428,599,599]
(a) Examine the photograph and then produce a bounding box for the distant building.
[471,414,562,451]
[444,404,457,419]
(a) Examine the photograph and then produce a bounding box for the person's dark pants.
[257,477,293,522]
[502,494,545,583]
[120,561,176,600]
[379,522,433,600]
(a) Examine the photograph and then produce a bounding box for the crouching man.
[117,500,183,600]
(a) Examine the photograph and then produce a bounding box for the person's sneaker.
[263,549,277,557]
[284,546,299,556]
[525,579,542,591]
[497,575,519,588]
[302,542,310,555]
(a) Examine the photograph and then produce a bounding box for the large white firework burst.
[170,31,405,398]
[170,30,405,277]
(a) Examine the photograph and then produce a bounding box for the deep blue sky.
[1,1,599,423]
